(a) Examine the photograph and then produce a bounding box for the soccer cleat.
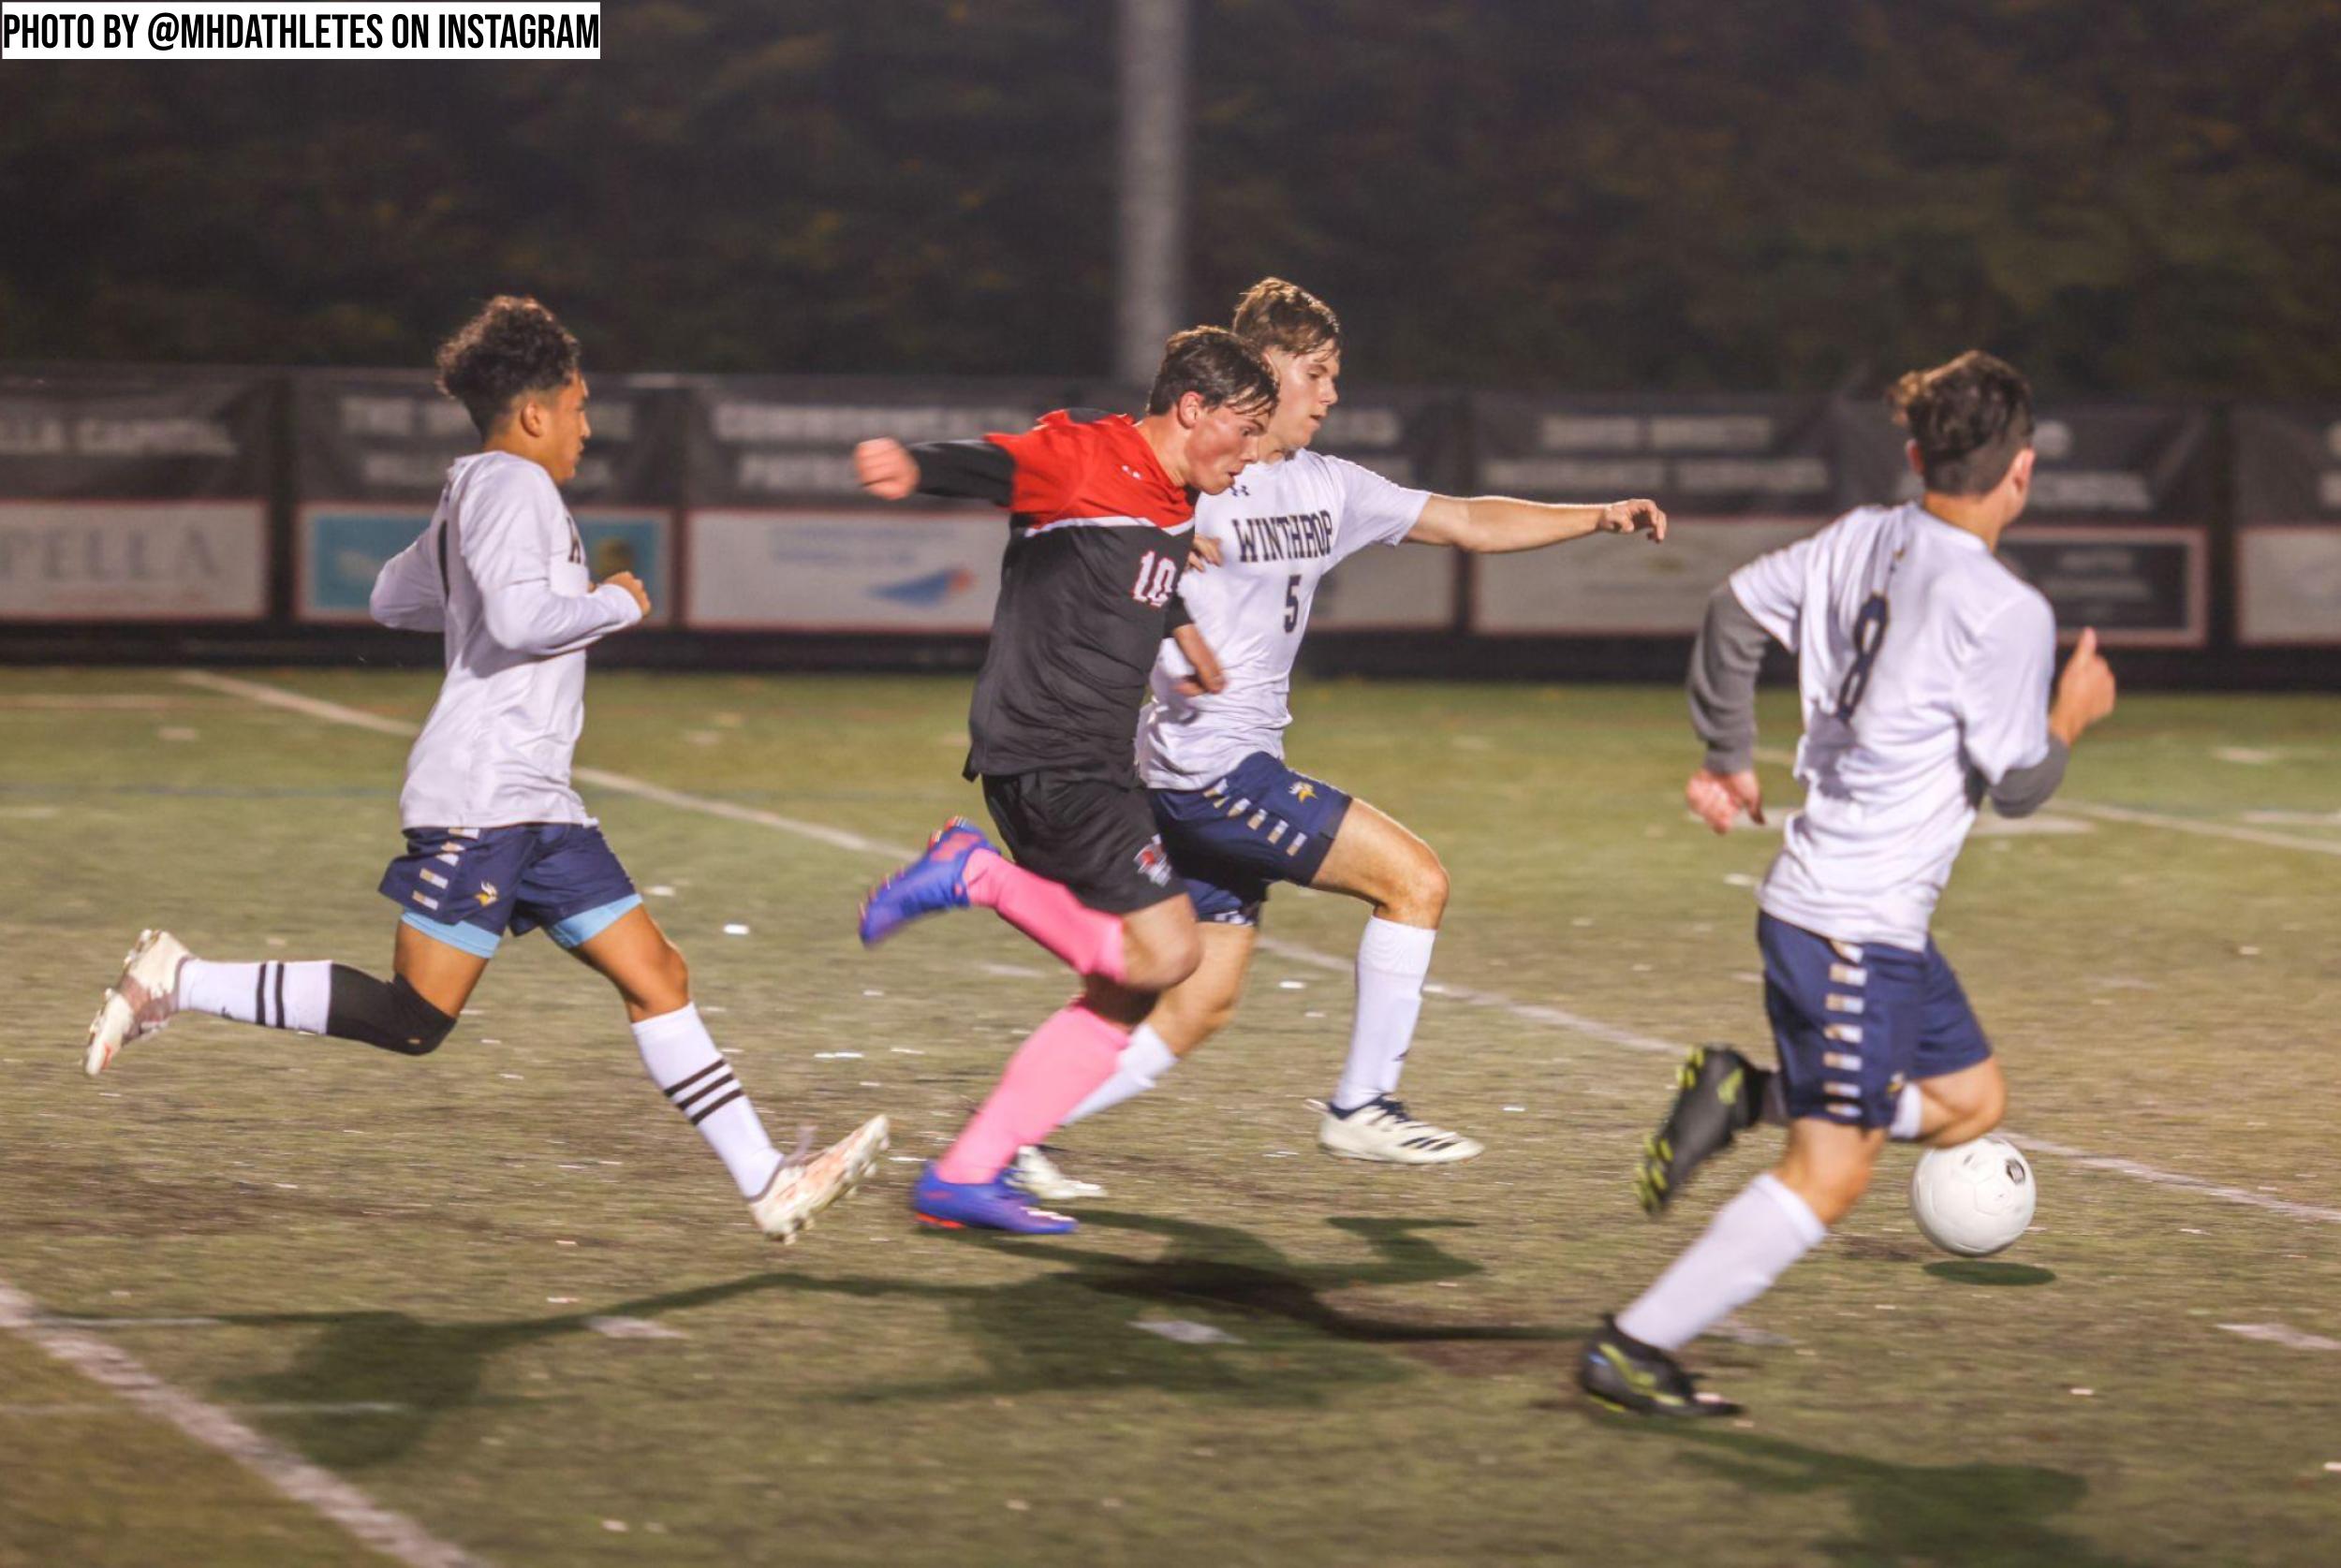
[910,1163,1077,1234]
[1578,1316,1743,1418]
[1006,1144,1107,1204]
[1637,1044,1764,1216]
[858,817,994,946]
[1315,1095,1484,1164]
[748,1114,890,1244]
[83,929,191,1078]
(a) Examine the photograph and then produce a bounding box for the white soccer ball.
[1909,1136,2036,1257]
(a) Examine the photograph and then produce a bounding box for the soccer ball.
[1909,1136,2036,1257]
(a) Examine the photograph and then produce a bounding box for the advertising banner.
[0,500,268,620]
[0,372,273,621]
[2232,406,2341,645]
[1468,395,1843,634]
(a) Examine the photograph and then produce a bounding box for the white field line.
[2216,1322,2341,1353]
[181,671,2341,1232]
[0,1400,408,1416]
[1750,743,2341,857]
[0,1281,489,1568]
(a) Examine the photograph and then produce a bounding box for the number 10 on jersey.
[1130,550,1180,608]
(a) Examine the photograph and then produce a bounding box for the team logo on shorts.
[1288,780,1318,803]
[476,880,500,907]
[1134,838,1173,887]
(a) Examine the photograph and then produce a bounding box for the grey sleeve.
[1985,738,2069,819]
[1687,581,1772,774]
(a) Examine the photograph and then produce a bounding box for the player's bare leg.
[570,906,885,1242]
[1903,1058,2008,1147]
[392,920,492,1016]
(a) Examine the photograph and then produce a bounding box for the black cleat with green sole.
[1578,1316,1743,1418]
[1636,1043,1767,1217]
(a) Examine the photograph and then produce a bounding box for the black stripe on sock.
[272,963,287,1031]
[661,1061,726,1100]
[255,965,270,1027]
[686,1088,744,1126]
[672,1074,738,1116]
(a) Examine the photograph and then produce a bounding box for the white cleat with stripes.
[1007,1145,1108,1204]
[1315,1096,1485,1165]
[83,929,191,1078]
[748,1114,891,1244]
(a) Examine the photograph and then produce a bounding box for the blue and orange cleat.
[859,817,994,946]
[910,1162,1077,1234]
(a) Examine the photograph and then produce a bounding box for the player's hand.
[1686,767,1763,833]
[1188,534,1225,571]
[1600,499,1668,542]
[854,438,919,501]
[601,571,652,621]
[1171,623,1227,696]
[2049,626,2116,744]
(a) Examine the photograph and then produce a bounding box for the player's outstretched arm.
[1684,580,1772,833]
[856,436,1020,506]
[1406,493,1666,552]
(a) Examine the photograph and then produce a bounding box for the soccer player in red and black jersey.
[851,327,1277,1232]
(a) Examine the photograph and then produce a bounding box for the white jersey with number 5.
[1730,502,2057,952]
[1137,448,1429,788]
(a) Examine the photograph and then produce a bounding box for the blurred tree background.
[3,0,2335,393]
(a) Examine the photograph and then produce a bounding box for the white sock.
[1332,917,1437,1112]
[1614,1174,1828,1352]
[1889,1082,1926,1141]
[634,1004,783,1199]
[175,960,331,1033]
[1059,1023,1179,1126]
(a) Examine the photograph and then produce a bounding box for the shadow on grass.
[1924,1260,2057,1287]
[1655,1426,2137,1568]
[94,1211,1577,1467]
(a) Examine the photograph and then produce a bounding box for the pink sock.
[963,849,1127,982]
[935,1003,1129,1182]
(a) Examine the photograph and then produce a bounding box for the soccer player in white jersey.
[1007,279,1665,1200]
[81,297,886,1244]
[1579,351,2117,1416]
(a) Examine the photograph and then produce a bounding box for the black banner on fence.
[1835,399,2214,647]
[1468,394,1845,635]
[0,372,273,622]
[683,376,1072,632]
[290,372,681,623]
[2231,406,2341,646]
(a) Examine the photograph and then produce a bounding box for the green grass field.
[4,667,2337,1568]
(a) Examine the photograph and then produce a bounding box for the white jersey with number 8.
[1730,502,2057,951]
[1137,448,1428,789]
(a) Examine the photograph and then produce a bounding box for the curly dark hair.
[434,296,582,437]
[1144,326,1278,418]
[1889,350,2034,496]
[1230,276,1342,359]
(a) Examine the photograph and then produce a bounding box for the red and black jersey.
[910,409,1194,780]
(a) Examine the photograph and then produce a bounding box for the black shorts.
[980,770,1186,916]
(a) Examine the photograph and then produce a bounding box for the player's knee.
[657,940,691,1003]
[1381,843,1449,925]
[377,976,457,1056]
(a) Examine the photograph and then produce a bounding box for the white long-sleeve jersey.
[369,451,641,829]
[1731,503,2057,951]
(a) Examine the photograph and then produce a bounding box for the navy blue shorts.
[379,823,640,960]
[1151,752,1354,925]
[1758,913,1993,1128]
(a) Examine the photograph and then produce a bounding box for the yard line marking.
[1,1400,408,1417]
[1752,744,2341,857]
[2216,1322,2341,1353]
[0,1279,490,1568]
[187,671,2341,1228]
